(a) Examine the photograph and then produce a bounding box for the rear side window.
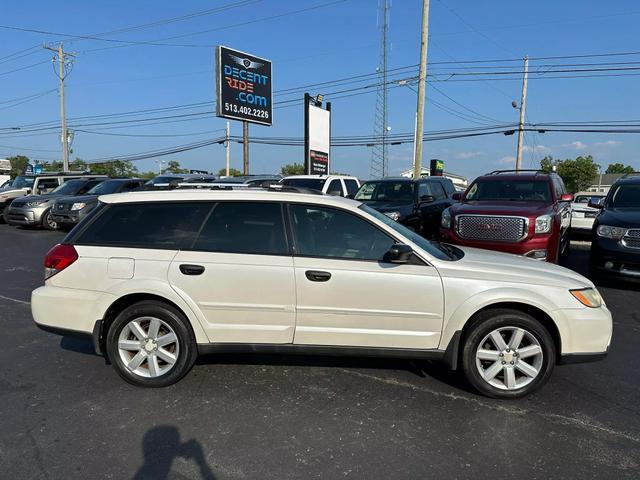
[192,202,287,255]
[344,179,359,196]
[75,202,211,249]
[37,178,59,190]
[326,179,344,196]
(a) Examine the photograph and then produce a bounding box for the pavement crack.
[338,368,640,444]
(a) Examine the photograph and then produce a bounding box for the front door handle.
[305,270,331,282]
[179,264,205,276]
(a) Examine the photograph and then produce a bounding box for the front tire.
[106,300,197,387]
[461,309,555,399]
[41,209,57,230]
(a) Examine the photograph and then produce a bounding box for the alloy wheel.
[117,316,180,378]
[475,326,544,390]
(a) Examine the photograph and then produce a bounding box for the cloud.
[561,141,588,150]
[495,155,516,166]
[594,140,621,147]
[522,145,550,154]
[455,151,484,160]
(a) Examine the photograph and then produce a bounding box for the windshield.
[465,179,551,202]
[575,194,604,204]
[609,184,640,208]
[281,178,326,190]
[87,180,122,195]
[51,179,86,195]
[359,204,458,261]
[11,175,35,189]
[355,181,416,203]
[145,176,184,185]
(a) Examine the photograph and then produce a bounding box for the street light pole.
[516,55,529,171]
[44,43,73,173]
[225,121,230,177]
[413,0,431,179]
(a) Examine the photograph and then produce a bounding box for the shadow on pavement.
[133,425,216,480]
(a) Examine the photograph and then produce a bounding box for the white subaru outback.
[31,189,612,398]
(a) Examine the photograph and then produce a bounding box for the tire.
[41,208,57,230]
[461,309,556,399]
[106,300,198,387]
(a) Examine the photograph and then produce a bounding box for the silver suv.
[5,175,106,229]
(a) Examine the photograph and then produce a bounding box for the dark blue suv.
[589,173,640,281]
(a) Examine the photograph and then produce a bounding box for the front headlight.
[570,288,603,308]
[534,214,552,234]
[441,208,452,228]
[596,225,626,239]
[383,211,401,221]
[70,202,86,211]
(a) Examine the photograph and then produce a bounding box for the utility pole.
[242,121,249,175]
[370,0,390,179]
[413,0,430,179]
[44,43,74,173]
[515,55,529,171]
[225,121,231,176]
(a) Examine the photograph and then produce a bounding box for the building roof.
[590,173,625,186]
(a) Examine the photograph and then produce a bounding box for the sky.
[1,0,639,181]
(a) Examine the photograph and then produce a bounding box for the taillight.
[44,244,78,280]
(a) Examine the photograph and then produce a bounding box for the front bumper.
[553,304,613,359]
[440,228,556,261]
[590,237,640,279]
[5,204,49,226]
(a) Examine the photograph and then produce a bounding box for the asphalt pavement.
[0,224,638,479]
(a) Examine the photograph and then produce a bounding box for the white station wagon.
[32,189,612,398]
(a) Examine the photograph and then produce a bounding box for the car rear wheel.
[461,309,555,399]
[106,300,197,387]
[41,209,57,230]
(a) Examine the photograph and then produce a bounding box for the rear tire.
[461,309,555,399]
[106,300,198,387]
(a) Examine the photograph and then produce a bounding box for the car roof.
[574,191,605,196]
[99,189,360,208]
[614,174,640,184]
[283,175,356,179]
[475,173,552,181]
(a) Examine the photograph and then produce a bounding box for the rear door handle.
[179,264,205,276]
[305,270,331,282]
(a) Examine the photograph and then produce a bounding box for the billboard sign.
[0,158,10,172]
[430,159,444,176]
[216,46,272,126]
[305,98,331,175]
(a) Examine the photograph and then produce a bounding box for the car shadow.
[60,336,100,356]
[133,425,216,480]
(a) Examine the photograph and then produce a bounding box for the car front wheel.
[41,209,57,230]
[461,309,555,399]
[106,300,198,387]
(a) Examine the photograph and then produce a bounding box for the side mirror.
[419,195,435,203]
[588,198,604,209]
[451,192,462,201]
[560,193,574,202]
[26,188,32,194]
[345,193,354,199]
[386,243,413,264]
[327,190,342,196]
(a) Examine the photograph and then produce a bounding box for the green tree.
[165,160,189,174]
[218,167,243,176]
[540,155,600,192]
[6,155,30,177]
[88,160,139,177]
[605,163,635,174]
[280,162,305,175]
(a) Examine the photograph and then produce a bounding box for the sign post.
[216,46,272,175]
[304,93,331,175]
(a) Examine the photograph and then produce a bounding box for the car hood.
[19,193,62,202]
[55,194,99,204]
[436,245,593,288]
[597,208,640,228]
[361,201,414,215]
[451,201,551,217]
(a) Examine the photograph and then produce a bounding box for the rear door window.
[192,202,288,255]
[326,179,344,196]
[344,179,359,197]
[74,202,211,249]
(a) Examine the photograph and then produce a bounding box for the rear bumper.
[571,216,596,231]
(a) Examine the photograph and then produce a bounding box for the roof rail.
[621,172,640,178]
[487,169,547,175]
[266,185,324,195]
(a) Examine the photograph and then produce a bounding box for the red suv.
[440,170,573,263]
